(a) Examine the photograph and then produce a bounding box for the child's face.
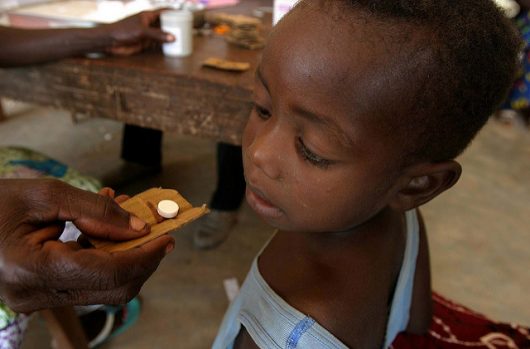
[242,5,418,233]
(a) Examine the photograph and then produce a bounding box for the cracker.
[88,188,209,252]
[202,57,251,72]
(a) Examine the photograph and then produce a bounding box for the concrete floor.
[0,101,528,348]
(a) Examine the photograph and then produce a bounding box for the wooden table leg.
[40,307,89,349]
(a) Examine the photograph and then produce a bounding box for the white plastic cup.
[160,10,193,57]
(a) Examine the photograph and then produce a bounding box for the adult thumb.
[144,27,175,43]
[36,180,150,241]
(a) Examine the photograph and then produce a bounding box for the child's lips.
[246,185,283,219]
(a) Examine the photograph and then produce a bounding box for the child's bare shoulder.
[259,212,412,348]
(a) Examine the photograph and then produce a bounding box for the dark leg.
[193,142,246,249]
[209,142,246,211]
[102,124,163,187]
[121,124,163,166]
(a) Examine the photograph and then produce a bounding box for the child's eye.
[296,138,332,169]
[253,103,271,120]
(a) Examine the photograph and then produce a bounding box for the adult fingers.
[98,187,115,198]
[143,27,175,43]
[0,233,173,312]
[141,8,164,25]
[115,194,129,204]
[27,224,64,246]
[40,234,174,291]
[26,179,149,241]
[7,283,136,313]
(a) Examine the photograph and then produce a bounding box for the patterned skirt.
[393,292,530,348]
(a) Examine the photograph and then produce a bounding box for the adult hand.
[101,10,175,56]
[0,179,174,313]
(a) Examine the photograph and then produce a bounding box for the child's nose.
[247,123,283,180]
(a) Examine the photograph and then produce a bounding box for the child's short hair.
[299,0,522,162]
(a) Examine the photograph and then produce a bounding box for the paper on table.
[202,57,250,72]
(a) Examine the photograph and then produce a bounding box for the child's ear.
[390,160,462,211]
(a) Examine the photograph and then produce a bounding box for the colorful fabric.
[501,9,530,111]
[0,314,28,349]
[0,146,101,348]
[0,146,100,192]
[392,292,530,348]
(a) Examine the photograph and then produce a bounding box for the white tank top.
[212,210,420,349]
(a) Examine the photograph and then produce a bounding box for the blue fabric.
[383,210,419,348]
[8,159,67,177]
[0,146,100,192]
[286,317,316,349]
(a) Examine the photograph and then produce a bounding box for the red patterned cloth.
[392,292,530,348]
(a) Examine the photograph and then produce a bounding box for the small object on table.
[206,12,265,50]
[88,188,209,252]
[202,57,251,72]
[205,12,262,28]
[161,10,194,57]
[225,30,265,50]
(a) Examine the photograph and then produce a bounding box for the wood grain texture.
[0,0,271,144]
[89,188,209,252]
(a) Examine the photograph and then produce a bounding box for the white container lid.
[161,10,193,24]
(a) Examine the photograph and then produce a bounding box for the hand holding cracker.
[88,187,209,252]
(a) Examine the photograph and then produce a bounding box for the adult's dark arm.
[0,9,173,67]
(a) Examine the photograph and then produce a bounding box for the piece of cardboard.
[202,57,250,72]
[89,188,209,252]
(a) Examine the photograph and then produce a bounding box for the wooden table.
[0,0,270,144]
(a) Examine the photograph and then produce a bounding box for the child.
[212,0,528,348]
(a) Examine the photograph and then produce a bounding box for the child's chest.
[251,231,405,348]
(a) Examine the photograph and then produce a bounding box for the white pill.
[157,200,180,219]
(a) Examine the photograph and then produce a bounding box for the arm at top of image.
[0,9,174,68]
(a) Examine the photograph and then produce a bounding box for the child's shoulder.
[258,209,430,347]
